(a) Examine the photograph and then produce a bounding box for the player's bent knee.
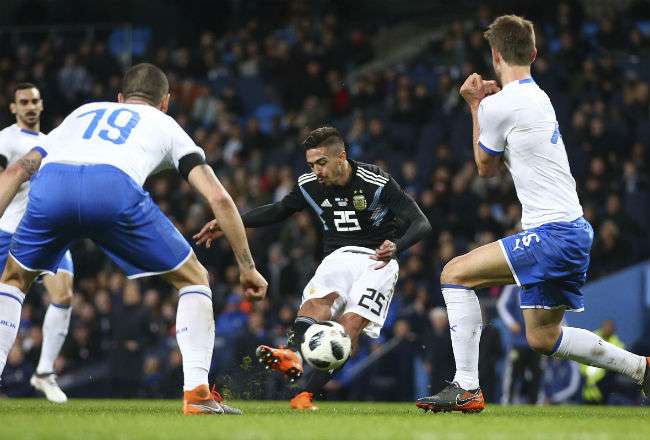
[52,289,73,306]
[440,256,471,287]
[164,254,209,289]
[1,257,37,293]
[526,331,557,355]
[339,313,368,350]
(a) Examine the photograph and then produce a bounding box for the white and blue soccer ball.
[301,321,352,371]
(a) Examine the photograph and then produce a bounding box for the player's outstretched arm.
[187,164,268,300]
[194,187,305,247]
[460,73,502,177]
[0,148,43,217]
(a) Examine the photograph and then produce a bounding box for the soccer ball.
[301,321,352,371]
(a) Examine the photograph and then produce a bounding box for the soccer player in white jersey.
[416,15,649,413]
[0,83,73,403]
[0,64,268,415]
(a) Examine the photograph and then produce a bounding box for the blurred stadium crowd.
[1,1,649,403]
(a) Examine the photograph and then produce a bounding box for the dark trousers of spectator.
[502,346,542,404]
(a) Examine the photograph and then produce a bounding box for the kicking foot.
[256,345,303,382]
[416,382,485,413]
[30,373,68,404]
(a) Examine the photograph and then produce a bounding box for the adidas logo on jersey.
[321,199,332,208]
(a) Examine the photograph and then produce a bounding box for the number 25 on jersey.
[333,210,361,232]
[78,108,140,145]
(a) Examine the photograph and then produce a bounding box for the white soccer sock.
[0,283,25,375]
[551,326,647,384]
[176,285,215,391]
[36,303,72,374]
[442,285,482,390]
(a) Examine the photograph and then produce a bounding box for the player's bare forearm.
[188,165,255,270]
[471,106,499,177]
[0,149,42,217]
[470,106,484,173]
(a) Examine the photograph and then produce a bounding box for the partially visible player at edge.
[0,63,268,415]
[194,126,431,410]
[416,15,650,413]
[0,83,74,403]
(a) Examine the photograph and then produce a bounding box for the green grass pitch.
[0,399,648,440]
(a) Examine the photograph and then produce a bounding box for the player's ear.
[117,93,125,103]
[530,47,537,64]
[160,94,170,113]
[9,102,17,115]
[491,47,501,65]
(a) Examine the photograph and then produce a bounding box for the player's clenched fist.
[193,219,224,248]
[240,268,268,301]
[460,73,500,108]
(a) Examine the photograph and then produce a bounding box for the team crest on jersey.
[353,190,367,211]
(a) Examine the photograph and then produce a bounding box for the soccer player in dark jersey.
[194,126,431,409]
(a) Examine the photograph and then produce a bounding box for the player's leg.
[0,164,78,379]
[292,257,398,409]
[0,256,41,375]
[88,174,241,415]
[256,293,339,384]
[257,251,356,381]
[30,252,74,404]
[523,307,650,394]
[290,311,369,410]
[417,240,513,412]
[158,254,240,415]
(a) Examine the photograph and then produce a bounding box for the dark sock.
[303,369,335,395]
[287,316,317,352]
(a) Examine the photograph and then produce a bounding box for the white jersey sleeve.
[477,95,514,155]
[0,128,16,164]
[0,125,46,233]
[165,116,205,169]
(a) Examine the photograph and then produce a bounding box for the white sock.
[176,285,215,391]
[36,303,72,374]
[0,283,25,375]
[551,326,647,384]
[442,285,482,390]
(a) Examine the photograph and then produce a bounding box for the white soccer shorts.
[301,246,399,338]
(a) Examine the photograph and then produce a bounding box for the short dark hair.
[13,82,40,102]
[302,126,345,152]
[121,63,169,105]
[483,15,535,66]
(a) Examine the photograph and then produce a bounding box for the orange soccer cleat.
[255,345,303,382]
[182,384,243,415]
[290,391,319,411]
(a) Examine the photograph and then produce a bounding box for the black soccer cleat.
[416,382,485,413]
